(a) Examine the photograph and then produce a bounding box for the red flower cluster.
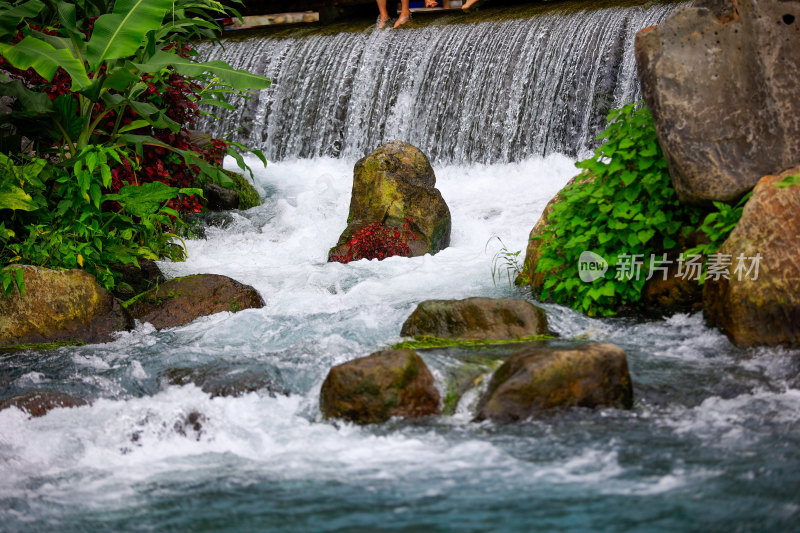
[331,218,417,263]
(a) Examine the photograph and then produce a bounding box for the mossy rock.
[124,274,265,329]
[226,170,262,210]
[328,141,451,260]
[320,349,441,424]
[0,265,133,348]
[475,343,633,422]
[400,297,551,341]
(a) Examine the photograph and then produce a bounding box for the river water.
[3,2,800,531]
[2,156,799,531]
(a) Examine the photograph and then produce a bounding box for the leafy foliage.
[330,219,417,263]
[0,147,197,297]
[534,103,706,316]
[685,192,751,262]
[0,0,269,297]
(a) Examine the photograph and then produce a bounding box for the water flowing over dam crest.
[197,2,674,163]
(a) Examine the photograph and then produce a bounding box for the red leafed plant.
[331,218,418,263]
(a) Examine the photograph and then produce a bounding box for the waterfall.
[195,4,675,164]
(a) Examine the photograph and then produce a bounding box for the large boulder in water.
[400,297,550,341]
[125,274,264,329]
[0,266,133,347]
[475,343,633,422]
[703,167,800,346]
[328,141,451,260]
[320,349,441,424]
[634,0,800,204]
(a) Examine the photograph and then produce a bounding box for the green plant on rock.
[534,103,706,316]
[487,235,522,289]
[684,191,751,268]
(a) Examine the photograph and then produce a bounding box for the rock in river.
[328,141,451,260]
[320,349,441,424]
[125,274,264,330]
[0,265,133,347]
[475,343,633,422]
[0,391,88,418]
[400,297,550,340]
[703,166,800,346]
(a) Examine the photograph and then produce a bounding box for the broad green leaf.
[104,66,142,91]
[53,94,82,142]
[103,180,180,218]
[0,0,44,40]
[0,79,53,114]
[57,2,79,36]
[128,100,179,131]
[135,51,270,91]
[0,37,91,90]
[87,0,174,68]
[118,119,150,133]
[0,184,38,211]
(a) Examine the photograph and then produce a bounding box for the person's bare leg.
[376,0,390,26]
[461,0,478,9]
[394,0,411,27]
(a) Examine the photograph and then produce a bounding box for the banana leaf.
[0,36,91,90]
[135,51,270,91]
[87,0,173,68]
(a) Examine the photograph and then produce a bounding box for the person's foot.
[376,16,390,28]
[393,12,411,27]
[461,0,478,9]
[425,0,438,7]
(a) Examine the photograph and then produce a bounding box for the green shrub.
[534,103,706,316]
[0,147,197,297]
[0,0,269,298]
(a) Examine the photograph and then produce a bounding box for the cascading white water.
[195,4,674,163]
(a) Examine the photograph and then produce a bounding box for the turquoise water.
[1,156,799,531]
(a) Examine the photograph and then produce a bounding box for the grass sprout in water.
[487,235,523,288]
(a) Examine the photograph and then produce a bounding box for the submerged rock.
[0,391,88,417]
[163,366,288,398]
[0,265,133,348]
[475,343,633,422]
[400,297,550,341]
[703,167,800,346]
[328,141,451,260]
[320,349,441,424]
[635,0,800,204]
[125,274,264,330]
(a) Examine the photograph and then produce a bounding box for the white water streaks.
[194,4,676,164]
